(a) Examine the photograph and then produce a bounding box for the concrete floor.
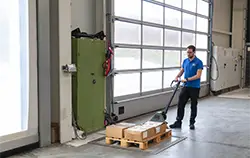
[218,88,250,100]
[10,96,250,158]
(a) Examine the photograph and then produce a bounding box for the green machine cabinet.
[72,38,106,133]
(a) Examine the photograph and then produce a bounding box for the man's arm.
[175,68,184,79]
[186,69,202,81]
[176,60,185,80]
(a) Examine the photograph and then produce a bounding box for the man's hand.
[175,68,184,81]
[175,77,179,81]
[181,79,187,83]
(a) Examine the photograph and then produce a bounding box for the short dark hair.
[187,45,196,52]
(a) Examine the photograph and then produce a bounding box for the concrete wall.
[232,0,247,51]
[71,0,95,33]
[212,0,232,47]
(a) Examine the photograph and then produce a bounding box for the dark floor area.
[10,96,250,158]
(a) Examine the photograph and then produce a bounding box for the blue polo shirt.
[182,56,203,88]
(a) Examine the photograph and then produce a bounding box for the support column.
[37,0,51,147]
[58,0,72,143]
[232,0,248,87]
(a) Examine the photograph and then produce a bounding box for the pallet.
[105,129,172,150]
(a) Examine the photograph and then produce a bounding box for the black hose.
[210,41,219,81]
[210,55,219,81]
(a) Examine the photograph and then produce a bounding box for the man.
[170,45,203,130]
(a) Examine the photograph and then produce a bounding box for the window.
[196,51,208,65]
[114,0,141,20]
[143,1,163,24]
[164,50,181,67]
[182,32,195,47]
[165,8,181,28]
[182,50,208,65]
[197,0,209,17]
[197,17,208,33]
[196,34,208,49]
[164,69,180,88]
[115,21,141,45]
[165,29,181,47]
[143,26,163,46]
[115,48,140,70]
[165,0,181,8]
[182,13,196,30]
[0,0,29,136]
[201,67,207,82]
[112,0,210,97]
[114,73,140,97]
[181,50,187,63]
[142,71,162,92]
[155,0,164,2]
[183,0,196,12]
[143,49,162,69]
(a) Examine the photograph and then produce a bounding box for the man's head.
[186,45,196,59]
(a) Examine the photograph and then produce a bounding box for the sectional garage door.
[105,0,213,120]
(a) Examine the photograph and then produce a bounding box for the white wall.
[232,0,248,86]
[71,0,95,33]
[71,0,105,33]
[50,0,73,143]
[212,0,232,47]
[58,0,72,143]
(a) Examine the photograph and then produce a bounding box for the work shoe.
[189,124,195,130]
[169,121,182,128]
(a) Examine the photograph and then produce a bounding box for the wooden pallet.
[105,129,172,150]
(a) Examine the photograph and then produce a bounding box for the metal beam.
[114,43,208,51]
[143,0,209,19]
[114,16,209,35]
[212,29,232,36]
[115,82,209,104]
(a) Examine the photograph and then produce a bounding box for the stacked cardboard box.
[106,122,136,139]
[106,121,167,142]
[144,121,167,134]
[124,121,167,141]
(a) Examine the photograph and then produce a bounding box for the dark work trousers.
[176,86,200,124]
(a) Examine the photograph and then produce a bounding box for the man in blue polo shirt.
[170,45,203,130]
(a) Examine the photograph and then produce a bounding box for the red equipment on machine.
[103,42,114,77]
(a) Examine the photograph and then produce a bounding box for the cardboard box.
[106,122,136,138]
[143,121,167,134]
[124,125,155,141]
[51,122,59,143]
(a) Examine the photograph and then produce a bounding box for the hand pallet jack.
[149,80,182,123]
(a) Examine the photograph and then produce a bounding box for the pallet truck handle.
[164,80,181,114]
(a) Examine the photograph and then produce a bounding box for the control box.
[210,46,241,92]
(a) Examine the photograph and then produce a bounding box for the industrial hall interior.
[0,0,250,157]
